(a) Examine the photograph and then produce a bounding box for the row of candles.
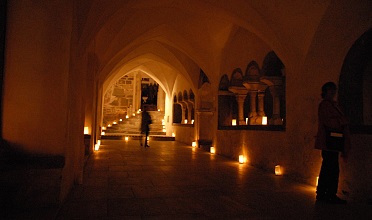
[94,138,319,186]
[231,116,268,126]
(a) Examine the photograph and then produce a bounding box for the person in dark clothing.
[140,107,152,148]
[314,82,351,204]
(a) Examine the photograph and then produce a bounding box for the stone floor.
[53,140,372,219]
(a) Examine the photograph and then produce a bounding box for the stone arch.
[230,68,244,87]
[218,74,230,91]
[339,28,372,130]
[245,61,261,82]
[262,51,285,77]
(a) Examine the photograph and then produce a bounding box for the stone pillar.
[236,94,247,125]
[157,87,165,111]
[257,92,265,116]
[269,86,283,125]
[186,101,194,123]
[248,91,257,124]
[180,103,187,123]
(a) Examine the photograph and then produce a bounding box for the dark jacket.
[314,99,351,153]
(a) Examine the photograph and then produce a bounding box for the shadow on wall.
[0,139,65,212]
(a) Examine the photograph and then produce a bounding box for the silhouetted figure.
[140,107,152,148]
[315,82,351,204]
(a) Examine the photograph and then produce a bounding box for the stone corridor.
[43,140,371,219]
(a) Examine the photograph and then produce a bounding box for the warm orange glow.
[184,119,188,124]
[113,121,117,125]
[125,136,129,141]
[84,127,89,134]
[97,140,101,146]
[101,131,105,135]
[232,119,237,126]
[94,144,99,151]
[239,155,245,164]
[262,116,268,125]
[133,113,136,116]
[162,128,166,132]
[316,176,319,186]
[147,136,150,141]
[275,165,282,175]
[172,133,175,137]
[158,109,160,111]
[191,119,194,124]
[245,118,248,125]
[102,126,106,130]
[119,119,122,122]
[210,147,216,154]
[192,141,197,147]
[108,124,112,127]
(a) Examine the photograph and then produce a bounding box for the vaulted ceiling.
[74,0,354,96]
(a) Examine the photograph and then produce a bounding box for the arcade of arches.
[1,0,372,206]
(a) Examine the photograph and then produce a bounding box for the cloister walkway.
[56,140,371,219]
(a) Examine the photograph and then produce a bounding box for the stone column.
[269,86,283,125]
[249,91,257,124]
[257,92,265,116]
[157,87,165,111]
[186,101,194,124]
[236,94,247,125]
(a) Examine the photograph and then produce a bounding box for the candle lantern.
[239,155,245,164]
[184,119,188,124]
[210,147,216,154]
[192,141,197,147]
[94,144,100,151]
[262,116,268,125]
[101,131,105,135]
[125,136,129,141]
[172,133,176,137]
[275,165,282,175]
[232,119,237,126]
[84,127,89,135]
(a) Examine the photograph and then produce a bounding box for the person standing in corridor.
[314,82,351,204]
[140,107,152,148]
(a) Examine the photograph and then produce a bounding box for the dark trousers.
[317,150,340,196]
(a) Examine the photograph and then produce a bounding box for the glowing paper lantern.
[275,165,282,175]
[262,116,268,125]
[192,141,197,147]
[84,127,89,134]
[239,155,245,164]
[210,147,216,154]
[232,119,237,126]
[94,144,100,151]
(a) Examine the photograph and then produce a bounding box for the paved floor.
[55,140,372,219]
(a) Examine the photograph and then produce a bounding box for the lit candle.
[126,115,129,119]
[101,131,105,135]
[192,141,197,147]
[84,127,89,134]
[162,128,166,132]
[97,140,101,146]
[133,113,136,116]
[125,136,129,141]
[184,119,188,124]
[113,121,117,124]
[191,119,194,124]
[210,147,216,154]
[108,124,112,127]
[275,165,282,175]
[158,109,160,111]
[119,119,122,122]
[94,144,100,151]
[262,116,267,125]
[245,118,248,125]
[239,155,245,164]
[172,133,175,137]
[232,119,237,126]
[102,127,106,130]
